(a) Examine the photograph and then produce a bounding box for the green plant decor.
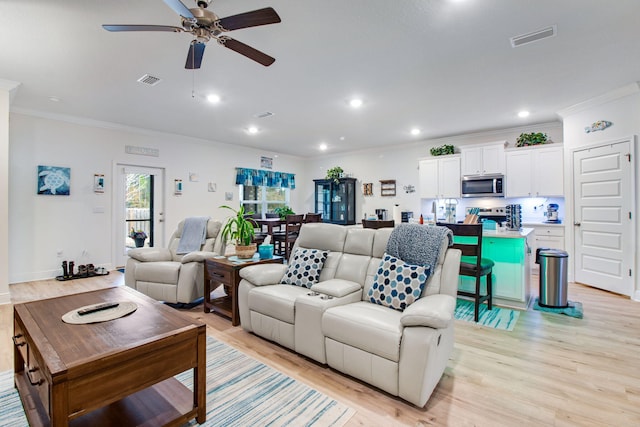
[274,205,295,220]
[430,144,455,156]
[516,132,549,147]
[220,205,255,246]
[326,166,344,183]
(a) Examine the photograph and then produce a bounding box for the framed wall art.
[94,173,105,193]
[38,165,70,196]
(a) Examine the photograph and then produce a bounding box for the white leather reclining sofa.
[238,222,461,407]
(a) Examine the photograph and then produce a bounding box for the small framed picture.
[175,179,183,195]
[94,174,105,193]
[260,156,273,169]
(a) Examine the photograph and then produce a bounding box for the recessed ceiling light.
[349,98,363,108]
[207,94,221,103]
[410,128,421,136]
[247,126,259,134]
[518,110,530,118]
[339,136,345,141]
[319,143,328,151]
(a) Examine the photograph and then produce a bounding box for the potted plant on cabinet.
[326,166,344,183]
[516,132,549,147]
[220,205,256,259]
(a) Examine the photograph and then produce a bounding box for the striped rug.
[455,298,520,331]
[0,337,355,427]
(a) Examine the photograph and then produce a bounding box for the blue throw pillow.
[281,248,329,288]
[368,253,430,311]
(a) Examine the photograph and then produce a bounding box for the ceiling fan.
[103,0,281,68]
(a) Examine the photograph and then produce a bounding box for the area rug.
[0,337,355,427]
[532,297,584,319]
[454,298,520,331]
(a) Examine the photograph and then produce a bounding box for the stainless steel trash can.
[535,248,569,308]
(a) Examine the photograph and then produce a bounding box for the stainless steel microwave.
[461,174,504,198]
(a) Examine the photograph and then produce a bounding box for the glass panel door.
[125,173,154,248]
[115,165,164,268]
[315,181,331,221]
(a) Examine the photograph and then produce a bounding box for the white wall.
[560,83,640,299]
[0,83,18,303]
[8,111,563,284]
[9,113,308,283]
[303,122,563,221]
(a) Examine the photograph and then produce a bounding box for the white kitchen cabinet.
[418,155,461,199]
[526,224,565,271]
[505,145,564,197]
[461,142,506,176]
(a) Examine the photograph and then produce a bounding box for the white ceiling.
[1,0,640,157]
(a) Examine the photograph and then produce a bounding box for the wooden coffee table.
[12,286,206,426]
[204,255,284,326]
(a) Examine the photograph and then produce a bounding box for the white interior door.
[573,139,634,296]
[114,164,165,268]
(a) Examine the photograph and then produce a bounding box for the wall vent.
[254,111,274,118]
[510,25,556,48]
[137,74,162,86]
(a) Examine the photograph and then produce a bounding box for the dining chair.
[437,222,494,322]
[304,212,322,223]
[273,214,304,259]
[362,219,395,229]
[244,214,268,245]
[265,212,282,232]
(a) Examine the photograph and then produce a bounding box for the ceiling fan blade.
[185,41,206,69]
[220,37,275,67]
[217,7,281,31]
[162,0,195,19]
[103,24,183,32]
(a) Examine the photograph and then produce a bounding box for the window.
[240,185,289,217]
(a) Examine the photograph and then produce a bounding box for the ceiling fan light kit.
[103,0,281,69]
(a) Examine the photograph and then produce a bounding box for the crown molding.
[0,79,21,104]
[557,82,640,118]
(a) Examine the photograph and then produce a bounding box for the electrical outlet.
[57,249,63,257]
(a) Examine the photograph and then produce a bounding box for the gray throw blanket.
[385,224,452,269]
[176,216,210,254]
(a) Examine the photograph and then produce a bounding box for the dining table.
[255,218,285,236]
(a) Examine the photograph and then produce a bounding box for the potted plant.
[516,132,549,147]
[326,166,344,183]
[220,205,256,259]
[129,228,148,248]
[274,205,295,220]
[429,144,455,156]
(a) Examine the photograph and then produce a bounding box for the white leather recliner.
[125,218,225,304]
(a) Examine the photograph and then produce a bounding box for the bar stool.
[438,223,494,322]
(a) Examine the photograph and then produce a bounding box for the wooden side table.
[204,255,284,325]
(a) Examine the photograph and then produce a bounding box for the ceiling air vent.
[510,25,556,48]
[137,74,162,86]
[254,111,274,119]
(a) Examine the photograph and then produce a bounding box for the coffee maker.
[545,203,560,223]
[375,209,388,220]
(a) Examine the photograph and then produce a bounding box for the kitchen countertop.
[482,227,533,238]
[522,221,565,227]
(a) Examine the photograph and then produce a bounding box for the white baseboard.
[0,292,10,305]
[633,289,640,302]
[9,263,115,285]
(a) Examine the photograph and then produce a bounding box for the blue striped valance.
[235,167,296,189]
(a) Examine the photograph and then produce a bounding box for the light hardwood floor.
[2,273,640,426]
